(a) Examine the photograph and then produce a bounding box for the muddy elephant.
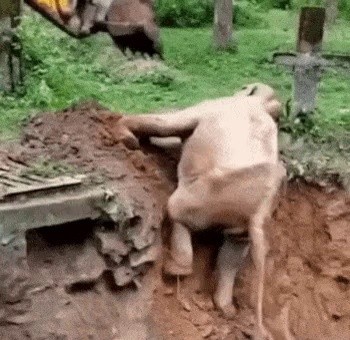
[110,83,287,339]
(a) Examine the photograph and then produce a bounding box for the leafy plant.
[21,157,77,178]
[233,1,269,28]
[155,0,213,27]
[279,99,319,138]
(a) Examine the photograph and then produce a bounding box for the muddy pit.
[1,102,350,340]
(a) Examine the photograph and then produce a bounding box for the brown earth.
[1,102,350,340]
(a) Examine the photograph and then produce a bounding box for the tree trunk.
[325,0,338,26]
[213,0,233,49]
[0,0,22,92]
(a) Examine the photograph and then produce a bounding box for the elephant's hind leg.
[163,222,193,276]
[214,235,249,319]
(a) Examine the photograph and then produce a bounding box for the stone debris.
[326,199,350,220]
[127,225,157,250]
[163,287,175,296]
[190,310,213,327]
[112,266,137,287]
[192,294,215,312]
[200,324,214,338]
[129,234,161,267]
[95,231,131,264]
[64,243,106,289]
[5,314,34,325]
[179,296,192,312]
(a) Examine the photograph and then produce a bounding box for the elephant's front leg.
[163,222,193,276]
[214,235,249,319]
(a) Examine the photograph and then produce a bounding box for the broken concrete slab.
[64,241,106,289]
[112,266,137,287]
[129,234,161,268]
[130,228,156,251]
[0,187,107,239]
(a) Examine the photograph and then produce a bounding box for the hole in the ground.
[161,228,224,294]
[332,314,341,321]
[129,215,142,227]
[65,280,97,293]
[193,229,223,270]
[26,219,96,251]
[25,219,112,290]
[103,270,121,292]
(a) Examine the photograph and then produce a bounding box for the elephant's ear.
[247,85,258,96]
[241,85,258,96]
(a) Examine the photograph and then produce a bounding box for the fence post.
[213,0,234,49]
[0,0,23,92]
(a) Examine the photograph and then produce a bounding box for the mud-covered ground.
[1,103,350,340]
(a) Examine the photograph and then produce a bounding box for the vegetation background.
[0,0,349,185]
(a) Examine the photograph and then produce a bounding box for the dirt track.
[1,103,350,339]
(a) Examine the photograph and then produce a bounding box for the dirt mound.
[1,103,350,340]
[15,101,177,182]
[1,102,177,340]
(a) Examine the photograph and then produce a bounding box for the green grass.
[1,9,349,138]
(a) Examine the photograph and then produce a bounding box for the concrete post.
[0,0,22,92]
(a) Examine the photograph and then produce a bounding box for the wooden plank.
[0,171,34,185]
[0,164,10,171]
[0,178,16,187]
[322,53,350,69]
[297,7,326,53]
[2,175,86,198]
[20,173,47,183]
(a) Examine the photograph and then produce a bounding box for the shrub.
[155,0,268,29]
[255,0,292,9]
[155,0,213,27]
[339,0,350,20]
[234,1,269,28]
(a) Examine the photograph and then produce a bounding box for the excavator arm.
[24,0,88,38]
[23,0,163,57]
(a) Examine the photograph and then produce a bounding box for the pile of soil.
[1,102,350,339]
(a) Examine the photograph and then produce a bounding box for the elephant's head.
[235,83,282,121]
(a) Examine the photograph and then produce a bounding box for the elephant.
[110,83,287,339]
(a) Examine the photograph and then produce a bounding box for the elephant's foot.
[216,303,237,320]
[164,222,193,276]
[254,323,274,340]
[221,305,237,320]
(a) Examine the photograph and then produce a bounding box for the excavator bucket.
[106,0,163,57]
[24,0,163,57]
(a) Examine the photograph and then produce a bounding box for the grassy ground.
[0,9,349,186]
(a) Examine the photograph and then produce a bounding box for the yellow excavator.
[0,0,162,91]
[24,0,163,57]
